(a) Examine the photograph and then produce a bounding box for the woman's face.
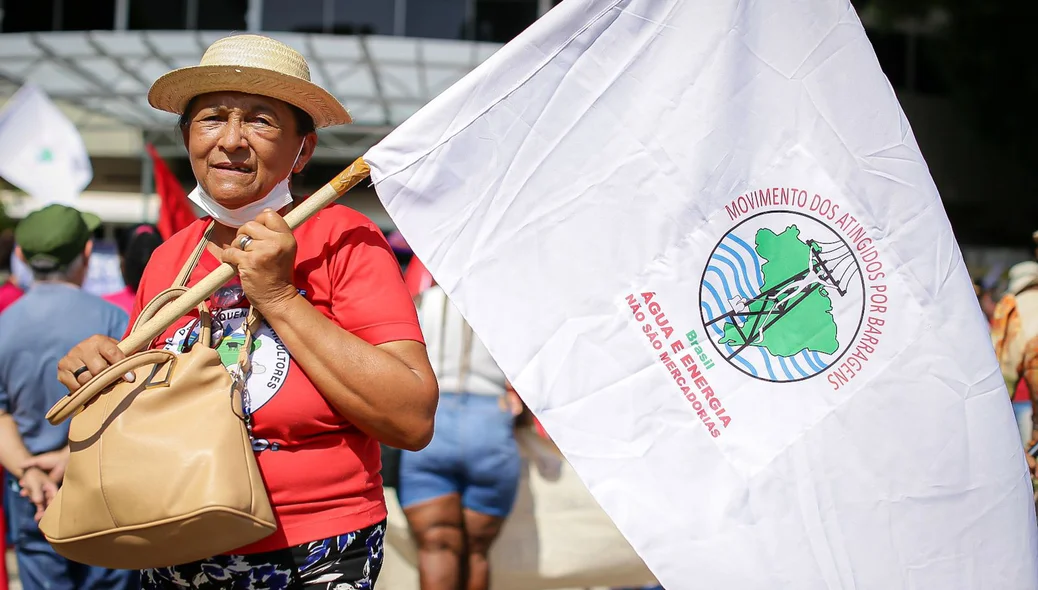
[182,92,316,209]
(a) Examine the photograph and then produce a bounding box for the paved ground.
[5,550,19,590]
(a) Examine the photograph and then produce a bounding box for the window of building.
[128,0,187,30]
[912,36,950,95]
[2,0,116,32]
[474,0,538,43]
[405,0,469,40]
[330,1,396,35]
[127,0,246,30]
[1,0,57,32]
[263,0,396,35]
[196,0,248,30]
[61,0,117,31]
[263,0,324,32]
[868,30,908,89]
[865,28,949,96]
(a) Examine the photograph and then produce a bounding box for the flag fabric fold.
[0,84,91,205]
[365,0,1038,588]
[146,143,196,239]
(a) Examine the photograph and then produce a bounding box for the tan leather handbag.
[38,157,372,571]
[39,229,276,570]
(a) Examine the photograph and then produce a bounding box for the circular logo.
[165,308,291,412]
[699,210,865,383]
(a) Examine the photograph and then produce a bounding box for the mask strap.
[290,139,307,175]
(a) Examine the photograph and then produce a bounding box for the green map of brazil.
[719,226,839,357]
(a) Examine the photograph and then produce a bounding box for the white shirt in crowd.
[418,285,507,397]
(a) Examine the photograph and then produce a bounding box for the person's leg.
[5,473,74,590]
[398,392,468,590]
[459,395,523,590]
[404,495,466,590]
[461,510,507,590]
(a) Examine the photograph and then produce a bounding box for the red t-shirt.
[102,286,136,315]
[129,205,424,553]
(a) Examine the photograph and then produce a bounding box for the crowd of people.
[984,235,1038,499]
[0,33,655,590]
[3,29,1032,590]
[0,217,164,590]
[0,209,138,590]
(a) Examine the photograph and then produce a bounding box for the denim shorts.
[397,392,521,518]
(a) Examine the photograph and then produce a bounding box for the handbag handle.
[119,224,215,347]
[131,287,187,334]
[117,157,371,355]
[46,350,178,424]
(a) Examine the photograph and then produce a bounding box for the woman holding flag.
[54,34,438,588]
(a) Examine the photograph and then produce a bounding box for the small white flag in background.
[0,84,92,204]
[366,0,1038,588]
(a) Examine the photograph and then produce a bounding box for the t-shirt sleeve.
[331,223,425,346]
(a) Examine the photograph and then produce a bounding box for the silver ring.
[238,235,253,251]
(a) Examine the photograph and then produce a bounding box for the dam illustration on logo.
[699,211,866,383]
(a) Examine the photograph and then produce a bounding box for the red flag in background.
[147,144,196,239]
[387,230,435,297]
[404,256,434,297]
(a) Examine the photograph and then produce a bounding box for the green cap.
[15,204,101,271]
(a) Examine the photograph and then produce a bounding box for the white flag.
[0,84,92,204]
[365,0,1038,588]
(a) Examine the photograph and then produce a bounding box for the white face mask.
[188,141,306,228]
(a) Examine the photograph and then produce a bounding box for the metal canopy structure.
[0,31,502,159]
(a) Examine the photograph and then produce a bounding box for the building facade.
[0,0,1033,257]
[0,0,566,232]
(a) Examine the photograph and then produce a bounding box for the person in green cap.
[0,204,138,590]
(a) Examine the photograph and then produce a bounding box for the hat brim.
[148,65,352,128]
[81,212,101,232]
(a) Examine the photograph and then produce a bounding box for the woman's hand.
[222,209,298,315]
[57,335,131,393]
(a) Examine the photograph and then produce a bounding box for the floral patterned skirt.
[141,521,385,590]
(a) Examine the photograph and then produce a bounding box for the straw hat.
[148,34,351,128]
[1008,261,1038,295]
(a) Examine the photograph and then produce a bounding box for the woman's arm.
[225,209,438,451]
[262,292,437,451]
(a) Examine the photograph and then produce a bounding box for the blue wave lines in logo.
[700,233,827,382]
